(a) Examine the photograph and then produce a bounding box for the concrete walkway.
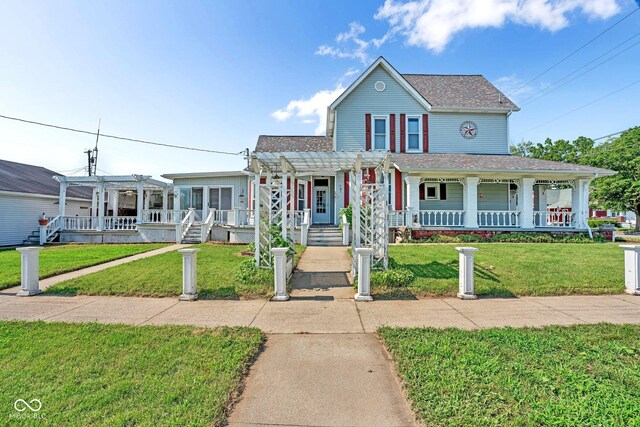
[290,246,354,300]
[1,244,188,295]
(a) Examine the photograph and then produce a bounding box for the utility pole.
[83,119,100,176]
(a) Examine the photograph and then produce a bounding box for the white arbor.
[251,152,391,272]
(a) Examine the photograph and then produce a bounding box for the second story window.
[373,117,387,150]
[407,117,420,151]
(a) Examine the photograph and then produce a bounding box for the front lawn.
[380,243,624,298]
[0,244,167,290]
[0,321,263,426]
[380,324,640,427]
[46,244,305,299]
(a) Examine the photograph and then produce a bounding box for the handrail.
[177,209,195,243]
[202,210,215,242]
[61,216,97,231]
[341,213,350,246]
[40,215,61,244]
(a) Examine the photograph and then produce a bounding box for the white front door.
[313,186,330,224]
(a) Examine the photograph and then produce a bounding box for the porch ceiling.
[54,175,172,189]
[252,151,389,175]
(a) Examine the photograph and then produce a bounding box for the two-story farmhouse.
[52,57,614,251]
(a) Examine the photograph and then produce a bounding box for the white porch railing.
[534,210,575,228]
[62,216,97,230]
[104,216,137,230]
[388,210,406,227]
[202,210,216,242]
[142,209,164,223]
[40,215,61,244]
[478,210,520,227]
[420,210,465,227]
[176,209,195,243]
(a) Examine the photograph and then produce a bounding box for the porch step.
[181,222,204,244]
[22,229,59,246]
[307,227,343,247]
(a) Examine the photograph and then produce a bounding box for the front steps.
[23,229,58,246]
[182,222,203,244]
[307,226,343,246]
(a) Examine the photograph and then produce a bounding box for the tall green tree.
[510,136,595,163]
[585,127,640,231]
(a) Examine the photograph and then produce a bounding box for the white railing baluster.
[477,211,520,227]
[418,210,465,227]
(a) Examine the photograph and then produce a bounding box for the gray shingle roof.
[0,159,93,199]
[402,74,519,111]
[255,135,333,152]
[392,153,615,175]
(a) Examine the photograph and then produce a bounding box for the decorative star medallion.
[459,121,478,139]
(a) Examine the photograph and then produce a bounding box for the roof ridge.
[259,135,330,138]
[402,73,484,77]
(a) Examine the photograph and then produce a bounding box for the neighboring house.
[50,56,616,246]
[0,159,92,246]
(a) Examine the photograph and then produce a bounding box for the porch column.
[463,177,479,228]
[97,182,105,231]
[90,186,97,217]
[162,188,169,222]
[572,179,590,228]
[58,182,68,217]
[519,178,535,229]
[405,176,421,227]
[136,180,144,224]
[173,187,180,223]
[144,190,150,210]
[202,186,209,222]
[112,191,119,217]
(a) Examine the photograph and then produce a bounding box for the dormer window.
[373,116,388,150]
[407,116,421,152]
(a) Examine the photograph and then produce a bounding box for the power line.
[510,7,639,96]
[0,113,245,156]
[593,130,626,141]
[519,31,640,105]
[522,77,640,134]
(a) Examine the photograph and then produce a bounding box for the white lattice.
[255,176,296,268]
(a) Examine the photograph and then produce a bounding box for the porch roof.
[252,151,388,175]
[54,175,172,190]
[392,153,616,176]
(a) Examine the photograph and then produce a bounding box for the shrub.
[490,233,555,243]
[370,268,415,287]
[588,219,619,228]
[338,204,352,228]
[425,235,463,243]
[235,259,273,287]
[457,234,487,243]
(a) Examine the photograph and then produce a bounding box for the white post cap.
[354,247,374,255]
[178,248,201,254]
[16,247,44,253]
[270,247,289,255]
[455,247,479,253]
[620,245,640,251]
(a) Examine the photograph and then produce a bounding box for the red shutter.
[419,183,425,200]
[422,114,429,153]
[307,181,312,209]
[343,173,350,207]
[399,114,406,153]
[293,178,297,209]
[365,113,371,151]
[394,168,402,210]
[389,114,396,153]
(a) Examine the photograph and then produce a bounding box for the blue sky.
[0,0,638,179]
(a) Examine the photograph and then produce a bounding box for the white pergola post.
[162,188,169,222]
[281,170,288,243]
[271,247,290,301]
[254,173,262,267]
[463,177,479,228]
[354,247,374,301]
[97,182,105,231]
[16,247,44,296]
[136,179,144,224]
[58,182,68,217]
[456,247,479,300]
[178,248,200,301]
[620,245,640,295]
[405,176,421,227]
[519,178,535,229]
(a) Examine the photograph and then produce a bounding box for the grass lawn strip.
[380,324,640,427]
[46,244,306,299]
[381,243,624,298]
[0,321,264,426]
[0,243,167,290]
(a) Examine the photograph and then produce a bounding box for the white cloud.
[271,85,346,135]
[315,21,376,64]
[492,74,537,100]
[375,0,621,53]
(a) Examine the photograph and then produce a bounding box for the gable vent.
[374,81,386,92]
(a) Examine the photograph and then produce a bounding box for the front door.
[313,186,330,224]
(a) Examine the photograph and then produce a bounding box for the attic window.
[374,81,385,92]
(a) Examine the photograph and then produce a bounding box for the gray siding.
[429,112,509,154]
[0,193,90,246]
[477,183,509,210]
[336,66,427,151]
[173,175,248,209]
[419,183,463,210]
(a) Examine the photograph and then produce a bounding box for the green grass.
[380,243,624,298]
[0,321,263,426]
[380,324,640,427]
[46,244,306,299]
[0,244,167,290]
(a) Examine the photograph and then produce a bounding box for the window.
[426,185,437,199]
[373,117,387,150]
[407,117,420,151]
[420,184,439,200]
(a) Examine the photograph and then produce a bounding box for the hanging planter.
[38,213,48,226]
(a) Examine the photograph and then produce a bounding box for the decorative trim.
[534,179,576,189]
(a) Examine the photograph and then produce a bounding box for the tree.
[585,127,640,231]
[510,136,595,163]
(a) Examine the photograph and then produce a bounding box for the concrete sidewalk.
[2,293,640,331]
[290,246,354,300]
[1,244,188,295]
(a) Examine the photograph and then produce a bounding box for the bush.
[490,233,554,243]
[588,219,619,228]
[412,232,600,244]
[457,234,487,243]
[370,268,415,287]
[234,259,273,287]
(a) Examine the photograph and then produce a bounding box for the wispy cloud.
[271,85,346,135]
[374,0,621,53]
[315,22,378,65]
